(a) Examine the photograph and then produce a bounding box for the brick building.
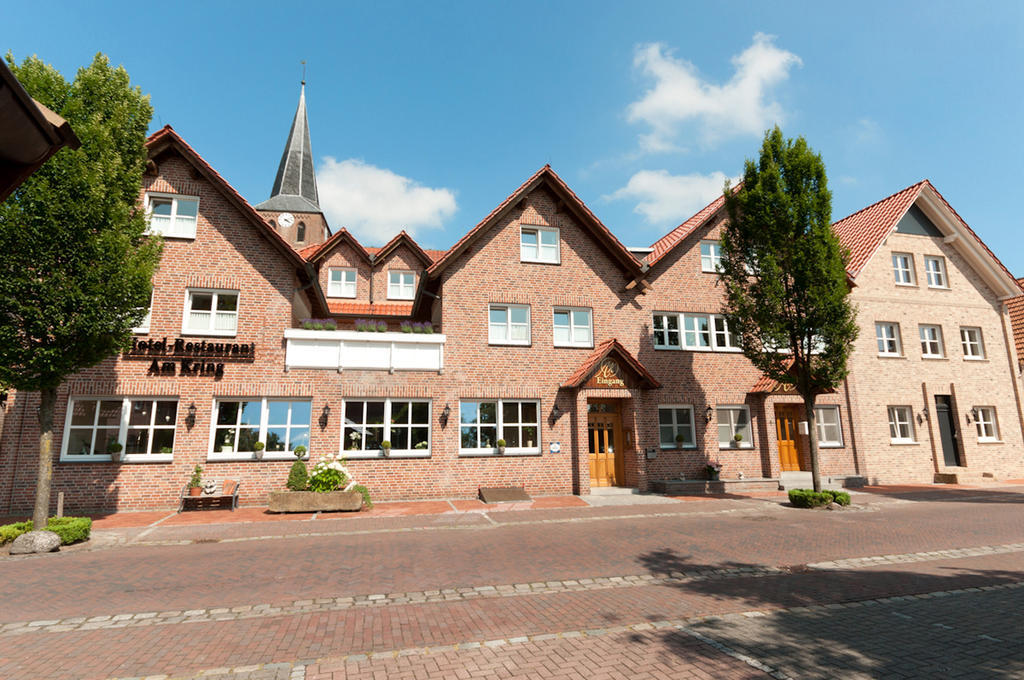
[1,88,1021,513]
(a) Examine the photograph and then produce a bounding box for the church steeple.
[256,82,320,213]
[256,78,330,248]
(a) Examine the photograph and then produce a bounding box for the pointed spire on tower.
[255,78,321,213]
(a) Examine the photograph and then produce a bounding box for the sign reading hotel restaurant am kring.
[123,337,256,378]
[585,358,631,389]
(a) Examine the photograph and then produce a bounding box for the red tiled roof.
[561,338,661,389]
[298,227,373,263]
[427,165,642,278]
[1008,277,1024,365]
[371,230,436,266]
[327,301,414,317]
[646,184,741,268]
[831,181,926,278]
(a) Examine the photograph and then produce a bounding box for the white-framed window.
[892,253,915,285]
[145,193,198,239]
[488,304,530,345]
[327,268,357,298]
[924,256,948,288]
[700,240,722,272]
[711,315,740,351]
[659,405,696,449]
[388,270,416,300]
[133,291,153,334]
[960,327,985,360]
[652,313,681,349]
[974,406,999,442]
[814,405,843,447]
[183,288,238,336]
[876,322,902,356]
[553,307,593,347]
[210,399,311,460]
[342,399,430,458]
[61,397,178,462]
[683,314,711,349]
[460,399,540,455]
[717,406,752,448]
[887,406,915,443]
[520,225,560,264]
[919,324,944,358]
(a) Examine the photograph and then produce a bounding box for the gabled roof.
[645,184,741,269]
[561,338,661,389]
[832,180,1021,299]
[145,125,327,314]
[255,83,320,212]
[371,230,436,266]
[427,165,643,278]
[298,226,373,263]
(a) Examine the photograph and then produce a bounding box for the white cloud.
[317,158,457,244]
[628,34,802,152]
[850,118,882,146]
[608,169,737,225]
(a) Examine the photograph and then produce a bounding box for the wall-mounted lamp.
[549,402,563,426]
[705,405,714,424]
[917,405,929,424]
[0,391,7,410]
[440,403,451,428]
[319,403,331,430]
[185,402,197,430]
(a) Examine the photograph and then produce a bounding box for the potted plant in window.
[675,433,685,449]
[159,446,173,455]
[107,440,123,462]
[380,440,391,457]
[496,439,506,455]
[347,432,361,451]
[188,465,203,496]
[732,432,743,448]
[253,441,265,460]
[293,445,307,460]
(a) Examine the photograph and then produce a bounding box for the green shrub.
[352,484,373,509]
[287,460,309,491]
[788,488,851,508]
[0,517,92,545]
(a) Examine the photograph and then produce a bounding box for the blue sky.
[6,2,1024,270]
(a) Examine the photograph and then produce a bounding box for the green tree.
[0,53,160,526]
[720,126,858,493]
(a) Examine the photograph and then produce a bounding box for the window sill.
[927,286,952,291]
[326,294,357,299]
[181,330,238,338]
[459,450,542,457]
[343,451,431,459]
[520,259,561,266]
[977,439,1003,445]
[661,445,697,451]
[894,282,917,287]
[554,343,594,349]
[132,328,150,335]
[876,354,906,359]
[144,231,196,241]
[122,454,174,463]
[489,341,532,347]
[207,453,305,462]
[819,444,844,449]
[60,455,116,463]
[963,357,988,362]
[387,296,416,301]
[921,356,947,361]
[889,440,919,446]
[719,444,754,450]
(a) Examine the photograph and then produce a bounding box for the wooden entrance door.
[588,402,623,487]
[775,405,801,472]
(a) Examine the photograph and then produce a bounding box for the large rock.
[268,490,363,513]
[9,530,61,555]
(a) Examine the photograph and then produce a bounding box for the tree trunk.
[802,395,822,493]
[32,387,57,527]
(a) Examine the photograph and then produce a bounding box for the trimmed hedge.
[0,517,93,546]
[788,489,851,508]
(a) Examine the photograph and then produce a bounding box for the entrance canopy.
[561,338,660,390]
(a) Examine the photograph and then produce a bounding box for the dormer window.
[388,271,416,300]
[327,268,357,298]
[520,226,559,264]
[145,193,198,239]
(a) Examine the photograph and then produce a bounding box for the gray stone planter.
[267,490,363,513]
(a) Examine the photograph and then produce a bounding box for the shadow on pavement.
[857,485,1024,504]
[632,547,1024,678]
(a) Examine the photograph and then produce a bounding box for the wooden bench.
[178,480,241,512]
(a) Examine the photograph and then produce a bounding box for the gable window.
[711,315,739,351]
[460,399,539,455]
[489,304,530,345]
[388,271,416,300]
[342,399,430,458]
[61,397,177,462]
[919,324,944,358]
[892,253,915,285]
[659,405,695,449]
[184,289,238,336]
[653,314,681,349]
[211,399,311,460]
[133,291,153,334]
[145,193,198,239]
[683,314,711,349]
[814,406,843,447]
[875,322,902,356]
[924,256,948,288]
[717,406,752,448]
[960,327,985,359]
[553,308,593,347]
[327,268,357,298]
[700,241,722,272]
[887,406,915,443]
[520,226,559,264]
[974,406,999,442]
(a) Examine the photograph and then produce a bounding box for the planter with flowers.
[268,452,372,512]
[705,460,723,481]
